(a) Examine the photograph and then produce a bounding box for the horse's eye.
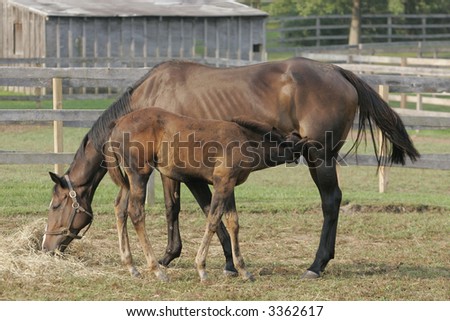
[52,202,61,210]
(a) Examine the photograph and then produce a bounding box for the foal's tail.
[338,67,420,166]
[103,139,129,188]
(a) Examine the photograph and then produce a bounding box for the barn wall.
[44,15,266,67]
[1,2,46,93]
[1,2,46,59]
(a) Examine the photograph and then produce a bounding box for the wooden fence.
[297,53,450,110]
[268,14,450,50]
[1,65,450,194]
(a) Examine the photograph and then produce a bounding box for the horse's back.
[131,58,359,144]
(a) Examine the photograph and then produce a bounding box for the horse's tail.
[338,67,420,166]
[103,139,129,189]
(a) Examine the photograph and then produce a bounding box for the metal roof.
[8,0,268,17]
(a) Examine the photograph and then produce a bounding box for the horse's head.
[42,172,93,253]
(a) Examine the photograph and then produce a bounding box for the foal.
[104,107,308,281]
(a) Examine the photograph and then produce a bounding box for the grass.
[0,190,448,301]
[0,123,449,300]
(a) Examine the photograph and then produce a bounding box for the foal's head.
[272,129,309,163]
[42,173,93,253]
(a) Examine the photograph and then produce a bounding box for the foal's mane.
[231,116,284,142]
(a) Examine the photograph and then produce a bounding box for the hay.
[0,218,115,281]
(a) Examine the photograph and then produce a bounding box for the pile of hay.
[0,218,114,281]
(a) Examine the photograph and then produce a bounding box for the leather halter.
[45,175,93,240]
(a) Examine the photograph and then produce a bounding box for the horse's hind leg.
[186,180,237,276]
[158,175,182,267]
[114,187,141,277]
[304,154,342,279]
[223,208,254,282]
[128,170,168,281]
[195,179,248,282]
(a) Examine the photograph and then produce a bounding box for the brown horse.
[104,107,308,281]
[42,57,419,279]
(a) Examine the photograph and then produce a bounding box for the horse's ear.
[49,172,64,186]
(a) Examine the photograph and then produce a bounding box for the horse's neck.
[66,137,106,202]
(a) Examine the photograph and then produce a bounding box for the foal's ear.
[49,172,64,186]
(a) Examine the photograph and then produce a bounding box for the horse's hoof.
[242,271,255,282]
[130,267,141,278]
[301,270,320,280]
[223,269,239,278]
[156,270,169,282]
[198,270,208,283]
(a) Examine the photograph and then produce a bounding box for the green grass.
[0,96,113,110]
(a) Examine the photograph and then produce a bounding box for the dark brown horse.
[42,57,419,279]
[104,107,307,281]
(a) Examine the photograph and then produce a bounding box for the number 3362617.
[267,305,324,317]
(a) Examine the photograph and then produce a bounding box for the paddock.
[0,58,449,300]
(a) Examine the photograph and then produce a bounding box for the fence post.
[378,85,390,193]
[145,171,155,206]
[400,57,407,108]
[53,78,64,175]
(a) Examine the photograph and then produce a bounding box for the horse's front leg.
[114,187,141,277]
[114,186,140,277]
[128,171,168,281]
[159,174,182,267]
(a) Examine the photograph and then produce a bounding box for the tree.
[348,0,361,45]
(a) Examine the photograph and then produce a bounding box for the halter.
[45,175,93,240]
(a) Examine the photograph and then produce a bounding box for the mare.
[104,107,308,281]
[42,57,419,279]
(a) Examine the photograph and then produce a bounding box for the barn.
[0,0,268,67]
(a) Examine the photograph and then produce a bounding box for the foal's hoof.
[155,270,170,282]
[242,271,255,282]
[301,270,320,280]
[198,269,209,283]
[130,267,142,278]
[223,269,239,278]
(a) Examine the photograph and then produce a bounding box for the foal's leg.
[127,171,168,281]
[186,180,237,276]
[159,174,182,267]
[222,202,254,281]
[114,187,140,277]
[303,151,342,279]
[195,178,249,282]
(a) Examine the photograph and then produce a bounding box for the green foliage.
[267,0,298,16]
[267,0,450,16]
[296,0,352,16]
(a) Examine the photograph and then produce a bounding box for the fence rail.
[297,53,450,110]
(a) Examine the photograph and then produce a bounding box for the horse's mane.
[87,62,168,152]
[231,116,284,142]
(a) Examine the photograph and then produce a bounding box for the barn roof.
[8,0,268,17]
